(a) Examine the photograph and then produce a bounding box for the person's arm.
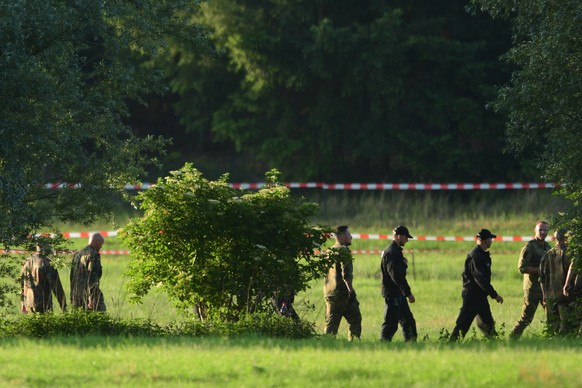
[86,253,103,310]
[341,260,354,294]
[539,254,549,307]
[49,267,67,312]
[563,261,576,297]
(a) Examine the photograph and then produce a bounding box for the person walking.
[380,225,417,342]
[539,228,571,335]
[562,260,582,335]
[509,220,551,339]
[70,232,106,311]
[450,229,503,341]
[323,225,362,341]
[20,241,67,313]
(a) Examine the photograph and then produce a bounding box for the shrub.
[121,165,334,321]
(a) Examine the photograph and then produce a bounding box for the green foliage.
[162,0,517,181]
[121,164,333,320]
[470,0,582,268]
[0,309,315,339]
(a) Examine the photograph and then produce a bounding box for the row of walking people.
[20,233,106,314]
[322,222,581,341]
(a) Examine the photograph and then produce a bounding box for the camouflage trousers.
[510,289,543,339]
[325,294,362,341]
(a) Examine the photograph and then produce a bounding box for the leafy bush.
[121,164,334,321]
[0,310,315,339]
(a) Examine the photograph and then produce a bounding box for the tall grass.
[2,190,581,387]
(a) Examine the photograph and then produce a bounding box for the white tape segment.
[39,230,531,242]
[44,182,556,190]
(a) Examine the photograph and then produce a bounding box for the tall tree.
[0,1,201,252]
[166,0,517,181]
[470,0,582,262]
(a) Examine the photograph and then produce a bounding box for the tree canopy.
[470,0,582,262]
[0,0,205,250]
[161,0,521,181]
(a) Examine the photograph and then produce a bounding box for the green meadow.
[2,190,581,387]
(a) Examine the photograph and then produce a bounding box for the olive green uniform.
[70,245,106,311]
[20,254,67,313]
[323,244,361,340]
[510,238,551,338]
[539,246,570,334]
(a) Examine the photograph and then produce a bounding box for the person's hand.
[21,303,26,313]
[495,295,504,304]
[563,286,570,297]
[541,296,547,308]
[408,293,415,303]
[348,290,356,304]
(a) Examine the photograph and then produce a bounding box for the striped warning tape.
[44,182,557,191]
[2,248,520,256]
[351,234,533,242]
[36,230,533,242]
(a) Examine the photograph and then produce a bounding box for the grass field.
[2,190,581,387]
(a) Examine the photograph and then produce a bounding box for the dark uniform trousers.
[450,291,497,341]
[325,294,362,340]
[380,294,417,341]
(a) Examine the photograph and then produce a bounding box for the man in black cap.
[380,225,417,341]
[450,229,504,341]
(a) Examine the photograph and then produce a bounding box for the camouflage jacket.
[518,238,551,291]
[539,246,569,300]
[21,254,67,313]
[323,244,354,297]
[70,245,105,311]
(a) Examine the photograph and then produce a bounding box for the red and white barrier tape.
[44,182,556,191]
[39,230,533,242]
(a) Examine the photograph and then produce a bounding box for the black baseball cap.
[393,225,413,239]
[476,229,497,240]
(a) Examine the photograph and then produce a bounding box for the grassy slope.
[2,190,581,386]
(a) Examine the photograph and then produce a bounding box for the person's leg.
[345,296,362,341]
[475,298,497,338]
[380,296,400,341]
[398,298,417,342]
[325,296,347,335]
[450,294,477,341]
[510,290,542,338]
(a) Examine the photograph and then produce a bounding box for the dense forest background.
[126,0,529,182]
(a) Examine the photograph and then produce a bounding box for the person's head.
[534,220,549,241]
[476,229,496,250]
[393,225,413,247]
[36,242,53,257]
[88,233,105,251]
[335,225,352,246]
[554,228,568,248]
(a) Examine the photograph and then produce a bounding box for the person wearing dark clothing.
[380,225,417,342]
[271,292,299,321]
[450,229,504,341]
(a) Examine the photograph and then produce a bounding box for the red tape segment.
[45,182,556,191]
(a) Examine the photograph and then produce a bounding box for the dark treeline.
[127,1,528,183]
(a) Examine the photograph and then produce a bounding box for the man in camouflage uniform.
[20,242,67,313]
[509,220,551,339]
[539,228,570,335]
[323,225,362,341]
[563,260,582,335]
[70,233,106,311]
